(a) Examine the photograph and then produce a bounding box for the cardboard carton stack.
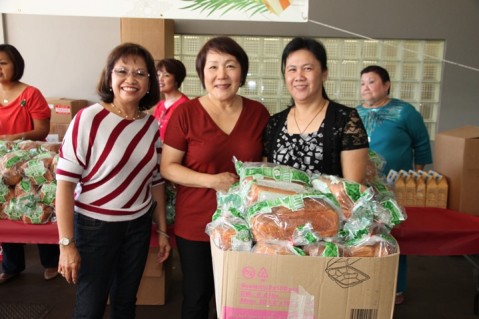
[47,98,88,142]
[433,126,479,216]
[136,246,166,305]
[387,169,448,208]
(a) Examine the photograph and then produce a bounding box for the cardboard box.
[48,123,70,142]
[107,247,167,306]
[211,241,398,319]
[433,126,479,215]
[47,98,88,124]
[136,246,166,305]
[137,275,165,306]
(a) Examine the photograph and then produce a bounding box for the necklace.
[1,83,20,105]
[367,97,390,108]
[293,100,327,135]
[111,103,142,120]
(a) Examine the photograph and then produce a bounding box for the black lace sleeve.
[262,118,274,160]
[262,108,289,162]
[342,108,369,150]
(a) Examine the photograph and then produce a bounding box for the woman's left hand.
[58,245,81,284]
[210,172,239,193]
[156,235,171,264]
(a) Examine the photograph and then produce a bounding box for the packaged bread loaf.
[303,241,345,257]
[236,160,311,185]
[14,178,38,199]
[22,203,54,224]
[312,174,370,220]
[252,240,306,256]
[206,216,252,251]
[15,140,42,153]
[236,160,312,206]
[0,141,14,156]
[4,198,22,220]
[20,156,54,186]
[0,181,14,219]
[346,234,398,257]
[39,142,62,153]
[38,181,57,206]
[247,194,341,242]
[0,150,31,185]
[341,194,405,242]
[207,191,252,251]
[215,183,246,218]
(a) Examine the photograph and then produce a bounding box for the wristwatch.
[59,237,75,247]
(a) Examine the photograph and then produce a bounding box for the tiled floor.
[0,245,478,319]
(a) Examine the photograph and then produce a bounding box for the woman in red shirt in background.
[153,58,190,226]
[153,58,190,142]
[0,44,59,284]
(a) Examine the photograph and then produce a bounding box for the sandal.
[0,272,18,284]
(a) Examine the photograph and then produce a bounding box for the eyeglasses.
[112,67,150,79]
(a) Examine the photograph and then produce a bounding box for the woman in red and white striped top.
[55,43,171,319]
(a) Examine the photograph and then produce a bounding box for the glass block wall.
[174,35,444,140]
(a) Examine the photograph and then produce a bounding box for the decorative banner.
[0,0,309,22]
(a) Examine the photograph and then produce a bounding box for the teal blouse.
[356,98,432,175]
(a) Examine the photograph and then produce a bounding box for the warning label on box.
[54,105,71,115]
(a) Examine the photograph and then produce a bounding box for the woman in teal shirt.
[356,65,432,304]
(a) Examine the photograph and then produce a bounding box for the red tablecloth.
[2,208,479,256]
[393,207,479,256]
[0,220,160,247]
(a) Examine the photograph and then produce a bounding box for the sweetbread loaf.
[20,157,54,185]
[312,175,368,220]
[16,140,41,152]
[236,161,310,207]
[39,142,62,153]
[303,241,346,257]
[0,150,31,185]
[249,197,340,242]
[252,241,304,256]
[22,203,54,224]
[209,224,251,251]
[348,243,387,257]
[347,235,398,257]
[245,180,299,206]
[0,183,14,220]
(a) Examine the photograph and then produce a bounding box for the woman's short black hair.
[281,37,330,100]
[195,36,249,89]
[156,58,187,89]
[97,42,160,110]
[0,44,25,81]
[360,65,391,94]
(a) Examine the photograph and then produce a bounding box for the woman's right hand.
[210,172,239,192]
[0,134,14,141]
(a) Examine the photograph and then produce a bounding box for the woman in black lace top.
[263,37,369,183]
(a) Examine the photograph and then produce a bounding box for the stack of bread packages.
[206,152,406,258]
[0,140,61,224]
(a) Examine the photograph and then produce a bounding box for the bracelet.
[156,230,170,238]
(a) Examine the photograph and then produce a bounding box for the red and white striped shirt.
[56,103,164,222]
